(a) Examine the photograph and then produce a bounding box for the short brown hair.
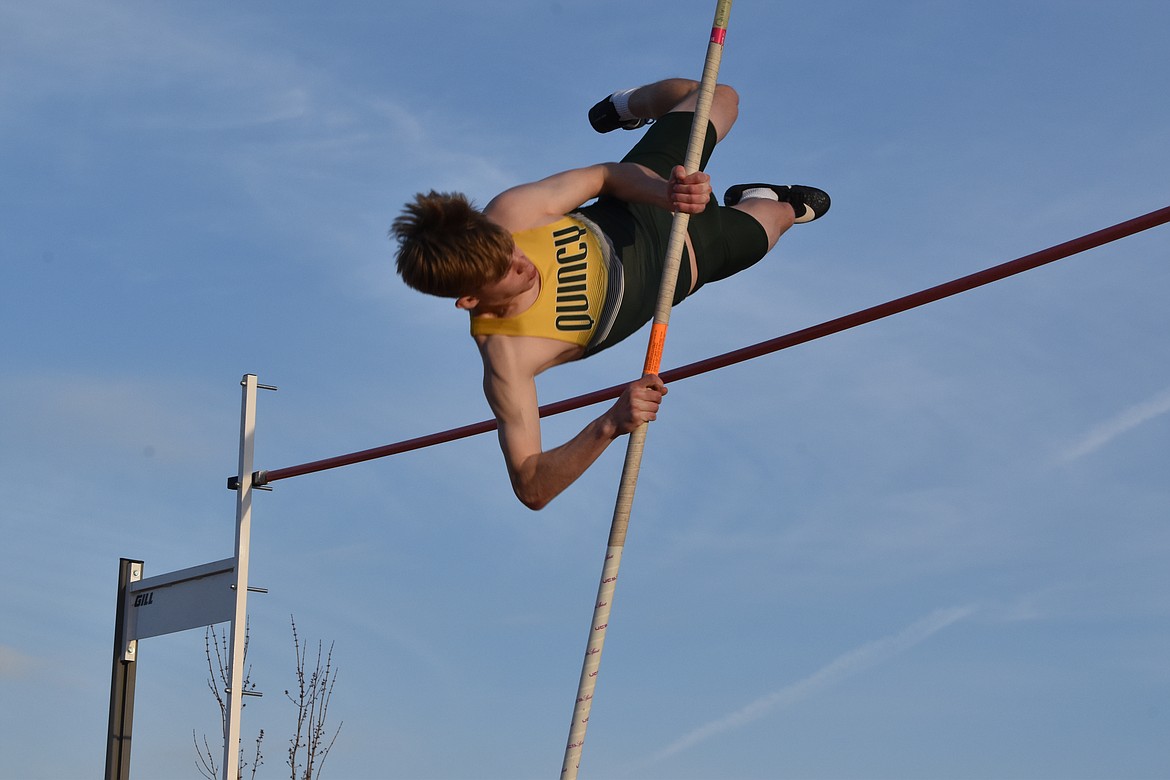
[391,191,514,298]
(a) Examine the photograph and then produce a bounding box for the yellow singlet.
[470,216,610,348]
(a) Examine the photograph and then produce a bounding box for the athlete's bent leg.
[724,183,831,246]
[729,198,796,251]
[590,79,738,141]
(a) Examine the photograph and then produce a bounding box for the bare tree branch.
[195,615,340,779]
[285,617,342,780]
[194,729,218,780]
[196,622,264,778]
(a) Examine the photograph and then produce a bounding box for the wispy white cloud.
[1058,386,1170,463]
[0,0,512,202]
[642,605,977,765]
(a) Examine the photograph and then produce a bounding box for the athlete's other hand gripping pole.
[560,3,734,778]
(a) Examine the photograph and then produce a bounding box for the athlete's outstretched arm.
[478,337,666,510]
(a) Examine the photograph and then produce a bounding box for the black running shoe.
[588,95,651,133]
[724,183,831,223]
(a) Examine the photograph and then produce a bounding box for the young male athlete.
[393,78,829,509]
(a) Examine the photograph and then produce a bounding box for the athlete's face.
[456,249,538,312]
[487,254,539,299]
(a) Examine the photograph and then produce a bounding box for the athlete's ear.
[455,295,478,311]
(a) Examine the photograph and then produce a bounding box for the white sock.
[610,87,639,122]
[739,187,779,201]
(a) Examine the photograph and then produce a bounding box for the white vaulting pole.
[560,3,733,778]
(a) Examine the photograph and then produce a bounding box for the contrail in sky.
[1059,386,1170,462]
[643,604,977,765]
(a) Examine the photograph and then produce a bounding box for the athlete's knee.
[709,84,739,140]
[713,84,739,111]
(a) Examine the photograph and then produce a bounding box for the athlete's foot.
[588,89,652,133]
[724,184,831,223]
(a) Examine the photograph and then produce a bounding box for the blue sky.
[2,1,1168,778]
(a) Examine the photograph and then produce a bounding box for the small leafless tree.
[194,621,264,780]
[285,617,342,780]
[195,616,341,779]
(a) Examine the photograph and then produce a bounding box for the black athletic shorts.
[578,111,771,355]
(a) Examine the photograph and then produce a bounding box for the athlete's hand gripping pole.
[560,3,733,778]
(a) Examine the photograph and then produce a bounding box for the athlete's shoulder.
[475,332,584,377]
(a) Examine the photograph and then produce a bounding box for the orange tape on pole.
[643,322,669,376]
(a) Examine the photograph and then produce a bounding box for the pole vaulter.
[560,3,733,777]
[218,10,1169,768]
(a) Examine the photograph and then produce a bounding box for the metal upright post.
[106,558,143,780]
[223,374,259,780]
